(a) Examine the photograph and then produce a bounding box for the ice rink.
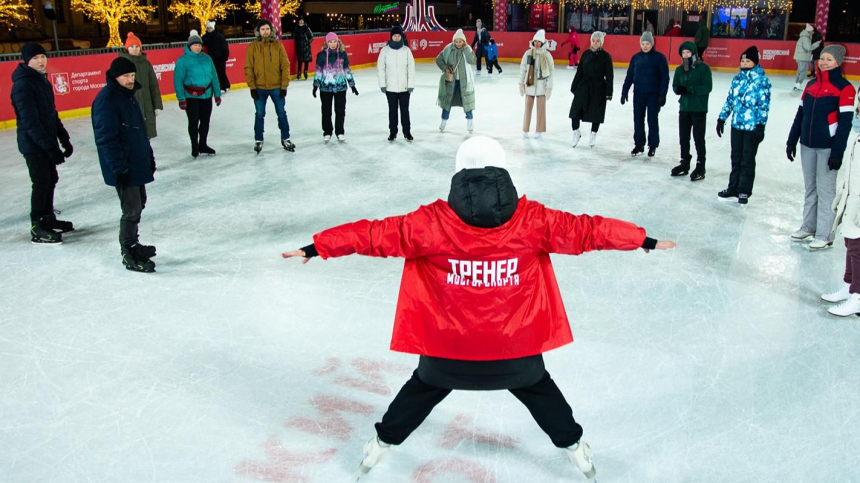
[1,60,859,483]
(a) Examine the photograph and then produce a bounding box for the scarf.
[389,39,403,50]
[529,46,552,79]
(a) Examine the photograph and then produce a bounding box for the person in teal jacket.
[174,29,220,158]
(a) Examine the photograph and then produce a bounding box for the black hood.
[447,167,518,228]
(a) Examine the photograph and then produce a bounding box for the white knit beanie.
[591,31,606,46]
[453,29,467,42]
[206,21,216,29]
[532,29,547,45]
[455,136,507,173]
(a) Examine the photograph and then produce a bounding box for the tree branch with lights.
[243,0,301,18]
[0,0,31,29]
[71,0,155,47]
[169,0,238,31]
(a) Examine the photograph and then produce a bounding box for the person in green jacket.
[173,29,220,158]
[119,32,163,139]
[671,41,712,181]
[694,17,709,59]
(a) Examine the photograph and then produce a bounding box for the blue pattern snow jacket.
[313,42,355,93]
[621,49,669,97]
[718,64,772,132]
[173,45,219,100]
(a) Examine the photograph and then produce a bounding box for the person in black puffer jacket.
[92,57,158,273]
[621,31,669,157]
[203,21,230,92]
[11,42,75,244]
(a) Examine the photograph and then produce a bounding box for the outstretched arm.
[539,205,675,255]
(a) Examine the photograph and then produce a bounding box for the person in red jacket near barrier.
[282,136,676,479]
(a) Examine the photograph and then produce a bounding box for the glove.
[60,138,73,158]
[115,171,130,186]
[545,88,552,101]
[154,109,162,117]
[620,93,628,105]
[716,119,725,138]
[676,85,688,95]
[215,97,221,107]
[150,150,157,173]
[829,156,843,170]
[250,89,258,100]
[753,124,766,144]
[49,148,64,165]
[279,89,287,99]
[312,86,318,98]
[407,88,414,93]
[351,86,359,95]
[786,144,796,162]
[380,87,386,94]
[606,95,612,101]
[178,100,187,110]
[658,95,666,107]
[519,84,525,97]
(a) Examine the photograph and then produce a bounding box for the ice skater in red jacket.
[283,136,676,480]
[561,25,581,69]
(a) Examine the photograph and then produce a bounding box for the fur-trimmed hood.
[254,23,280,42]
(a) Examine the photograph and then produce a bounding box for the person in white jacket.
[518,30,554,139]
[793,24,821,91]
[378,26,416,142]
[822,107,860,316]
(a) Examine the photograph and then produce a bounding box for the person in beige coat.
[518,29,554,139]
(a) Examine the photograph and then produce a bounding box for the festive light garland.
[168,0,237,32]
[71,0,155,47]
[499,0,790,11]
[0,0,31,29]
[244,0,302,18]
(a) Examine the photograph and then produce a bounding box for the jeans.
[800,145,837,242]
[254,89,291,141]
[24,152,58,222]
[386,91,411,136]
[441,80,473,120]
[116,184,147,249]
[728,127,760,195]
[320,90,347,136]
[633,92,661,148]
[185,97,212,149]
[679,111,707,163]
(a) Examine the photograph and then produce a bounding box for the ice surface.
[1,63,859,483]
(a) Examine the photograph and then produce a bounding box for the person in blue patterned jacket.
[313,32,358,143]
[715,46,771,205]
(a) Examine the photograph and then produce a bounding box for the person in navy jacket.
[786,45,857,250]
[92,57,158,273]
[621,31,669,157]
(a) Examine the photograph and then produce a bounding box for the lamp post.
[42,1,60,52]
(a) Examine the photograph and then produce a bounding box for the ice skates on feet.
[404,132,414,142]
[30,217,62,245]
[358,435,390,475]
[822,282,851,303]
[690,163,706,181]
[738,194,749,205]
[523,131,530,139]
[808,239,833,250]
[828,293,860,317]
[631,145,645,156]
[791,229,814,241]
[565,440,597,480]
[671,159,691,177]
[254,141,263,154]
[647,147,657,157]
[337,135,345,143]
[122,244,155,273]
[439,120,447,132]
[45,213,74,233]
[199,144,216,156]
[323,135,331,143]
[388,134,396,142]
[467,119,474,132]
[282,138,296,152]
[718,189,738,201]
[588,132,597,147]
[535,132,543,139]
[571,129,581,147]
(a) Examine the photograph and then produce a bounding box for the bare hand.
[643,240,677,253]
[281,249,311,264]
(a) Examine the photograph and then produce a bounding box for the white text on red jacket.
[446,258,520,287]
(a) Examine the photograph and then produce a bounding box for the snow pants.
[633,92,661,148]
[728,127,759,196]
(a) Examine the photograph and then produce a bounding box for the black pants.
[729,127,759,195]
[571,117,600,133]
[679,111,706,163]
[476,54,486,71]
[487,59,502,73]
[375,370,583,448]
[214,59,230,90]
[116,185,147,248]
[633,92,661,148]
[320,90,347,136]
[24,152,58,222]
[297,60,310,76]
[386,91,411,137]
[185,97,213,148]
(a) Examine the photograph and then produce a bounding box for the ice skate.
[358,435,390,475]
[404,132,414,142]
[631,145,645,156]
[30,218,62,245]
[132,243,157,260]
[199,144,216,156]
[337,135,345,143]
[790,229,814,241]
[522,131,530,139]
[738,194,749,205]
[647,147,657,157]
[808,239,833,251]
[191,143,199,158]
[566,65,575,70]
[565,440,597,480]
[323,135,331,143]
[828,293,860,317]
[535,132,543,139]
[439,120,447,132]
[254,141,263,154]
[44,213,74,233]
[121,246,155,273]
[282,138,296,152]
[496,70,503,76]
[571,129,581,147]
[388,134,396,142]
[671,160,691,177]
[822,282,851,303]
[690,162,706,181]
[589,132,597,147]
[794,83,802,91]
[718,189,737,200]
[467,119,474,132]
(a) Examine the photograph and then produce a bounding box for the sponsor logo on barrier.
[761,49,789,60]
[152,62,175,81]
[844,55,859,65]
[367,41,387,54]
[50,73,69,95]
[411,39,419,50]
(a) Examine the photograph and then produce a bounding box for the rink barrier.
[1,31,858,129]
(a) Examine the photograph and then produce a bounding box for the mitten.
[407,88,414,93]
[753,124,766,144]
[49,148,64,165]
[250,89,258,100]
[786,144,796,162]
[658,94,666,107]
[380,87,386,94]
[829,156,843,170]
[178,100,187,110]
[279,89,287,99]
[545,88,552,101]
[215,97,221,107]
[60,138,73,158]
[312,86,318,98]
[518,84,525,96]
[676,85,688,95]
[154,109,162,117]
[620,93,628,105]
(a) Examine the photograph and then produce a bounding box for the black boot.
[191,140,199,158]
[670,159,691,177]
[133,243,157,259]
[718,189,738,200]
[647,147,657,157]
[690,162,706,182]
[388,133,396,142]
[122,244,156,273]
[44,213,75,233]
[631,145,645,156]
[199,144,216,155]
[404,132,414,142]
[30,217,62,245]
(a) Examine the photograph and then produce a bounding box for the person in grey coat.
[793,24,821,90]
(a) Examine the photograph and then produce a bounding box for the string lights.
[243,0,302,18]
[0,0,30,29]
[71,0,154,47]
[499,0,790,12]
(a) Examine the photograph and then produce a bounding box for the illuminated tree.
[0,0,31,29]
[71,0,155,47]
[169,0,237,32]
[244,0,301,18]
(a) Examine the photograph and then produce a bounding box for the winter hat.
[124,32,142,49]
[590,31,605,47]
[805,23,814,32]
[187,29,203,47]
[532,29,547,45]
[107,56,136,79]
[20,42,47,64]
[390,25,404,39]
[325,32,338,43]
[453,28,467,43]
[640,31,654,45]
[455,136,506,173]
[206,21,215,29]
[740,45,759,65]
[821,44,846,65]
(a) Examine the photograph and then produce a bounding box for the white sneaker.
[523,131,530,139]
[828,293,860,317]
[822,282,851,303]
[791,229,814,241]
[358,436,390,474]
[323,135,331,143]
[565,440,597,479]
[572,129,581,147]
[467,119,474,132]
[808,239,833,250]
[337,134,345,143]
[535,132,543,139]
[439,119,447,132]
[589,132,597,147]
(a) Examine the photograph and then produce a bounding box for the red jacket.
[313,197,647,361]
[664,26,683,37]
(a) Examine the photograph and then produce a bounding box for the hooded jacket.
[672,41,712,113]
[174,45,219,100]
[313,40,355,93]
[119,51,162,138]
[694,17,709,53]
[435,43,477,111]
[10,63,69,156]
[244,25,290,90]
[794,30,821,62]
[787,66,856,159]
[718,64,771,131]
